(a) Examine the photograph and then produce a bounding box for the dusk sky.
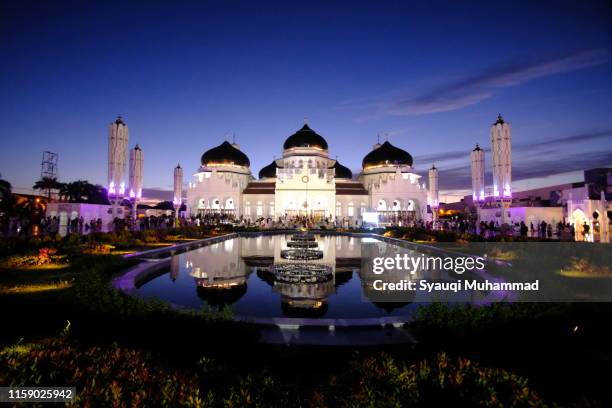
[1,0,611,201]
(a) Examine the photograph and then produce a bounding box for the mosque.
[185,123,433,223]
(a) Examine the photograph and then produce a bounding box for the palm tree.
[33,176,61,199]
[59,180,109,204]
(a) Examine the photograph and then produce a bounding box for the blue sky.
[1,0,611,201]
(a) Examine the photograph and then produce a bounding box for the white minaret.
[108,116,129,197]
[173,164,183,219]
[129,145,143,199]
[470,144,485,202]
[129,144,143,220]
[490,114,512,199]
[428,164,439,208]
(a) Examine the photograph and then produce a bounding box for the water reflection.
[140,235,419,318]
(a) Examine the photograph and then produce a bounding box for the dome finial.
[304,116,308,125]
[377,133,380,144]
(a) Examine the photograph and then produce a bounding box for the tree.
[0,178,15,236]
[33,177,61,199]
[59,180,109,204]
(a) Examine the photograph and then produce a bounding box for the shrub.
[0,339,203,407]
[315,352,547,407]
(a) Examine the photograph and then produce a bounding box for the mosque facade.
[186,123,431,223]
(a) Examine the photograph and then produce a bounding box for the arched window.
[377,200,387,211]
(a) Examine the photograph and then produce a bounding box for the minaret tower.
[428,164,439,225]
[470,144,485,203]
[173,164,183,220]
[108,115,129,221]
[129,144,143,220]
[490,113,512,224]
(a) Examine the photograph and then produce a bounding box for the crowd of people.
[2,209,596,243]
[427,218,591,241]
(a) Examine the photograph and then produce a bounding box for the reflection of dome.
[362,141,413,169]
[283,124,328,150]
[201,141,250,167]
[281,299,328,318]
[330,160,353,179]
[258,160,278,179]
[196,283,247,306]
[372,302,411,314]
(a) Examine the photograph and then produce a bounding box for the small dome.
[493,113,505,125]
[115,115,125,125]
[283,124,328,150]
[201,141,250,167]
[258,160,278,179]
[362,141,413,169]
[330,160,353,179]
[473,144,482,151]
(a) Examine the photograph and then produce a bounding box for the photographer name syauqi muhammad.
[370,254,539,293]
[371,279,539,293]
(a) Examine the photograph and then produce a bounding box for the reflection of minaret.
[129,144,143,219]
[170,254,179,282]
[173,164,183,219]
[470,144,485,202]
[490,114,512,199]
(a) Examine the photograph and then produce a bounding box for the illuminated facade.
[186,123,430,223]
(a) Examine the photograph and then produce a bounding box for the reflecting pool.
[135,235,463,319]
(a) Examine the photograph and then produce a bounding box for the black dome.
[330,160,353,179]
[283,124,328,150]
[258,160,278,179]
[362,141,413,169]
[201,141,250,167]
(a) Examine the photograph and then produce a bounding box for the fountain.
[272,232,333,283]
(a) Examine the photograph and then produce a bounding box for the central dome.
[283,124,328,150]
[201,141,250,167]
[362,141,413,169]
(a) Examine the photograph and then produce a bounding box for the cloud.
[386,49,609,116]
[432,150,612,191]
[414,129,612,166]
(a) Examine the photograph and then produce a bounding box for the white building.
[186,124,429,224]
